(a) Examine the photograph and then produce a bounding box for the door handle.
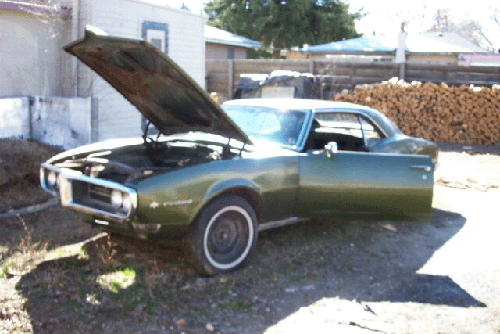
[410,165,431,172]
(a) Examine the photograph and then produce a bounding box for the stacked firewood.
[334,78,500,145]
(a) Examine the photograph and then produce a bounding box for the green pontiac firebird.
[41,28,438,276]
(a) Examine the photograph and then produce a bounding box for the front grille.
[88,184,113,204]
[72,180,118,215]
[42,163,138,222]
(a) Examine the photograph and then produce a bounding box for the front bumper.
[40,163,138,223]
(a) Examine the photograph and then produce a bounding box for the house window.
[141,21,169,53]
[150,38,162,50]
[227,47,235,59]
[141,21,169,133]
[147,29,166,52]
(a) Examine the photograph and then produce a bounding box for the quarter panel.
[371,136,438,163]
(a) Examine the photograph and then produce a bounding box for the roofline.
[128,0,207,20]
[0,0,71,19]
[303,50,490,56]
[304,50,395,56]
[206,39,261,49]
[407,51,480,56]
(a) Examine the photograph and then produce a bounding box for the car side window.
[359,116,383,140]
[303,111,384,152]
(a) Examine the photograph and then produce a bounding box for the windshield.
[376,112,402,135]
[223,105,307,148]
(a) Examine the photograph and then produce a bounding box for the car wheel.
[184,195,258,276]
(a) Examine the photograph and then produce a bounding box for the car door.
[297,150,434,221]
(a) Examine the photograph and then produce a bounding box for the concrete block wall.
[0,96,92,149]
[0,97,31,140]
[30,96,92,148]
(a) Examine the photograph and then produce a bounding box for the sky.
[348,0,498,34]
[165,0,500,47]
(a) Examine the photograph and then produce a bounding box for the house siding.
[74,0,94,97]
[407,54,457,65]
[206,43,247,60]
[0,10,69,96]
[79,0,205,141]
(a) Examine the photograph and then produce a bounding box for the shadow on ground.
[16,207,481,333]
[0,206,99,253]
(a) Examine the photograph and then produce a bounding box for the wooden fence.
[206,59,500,100]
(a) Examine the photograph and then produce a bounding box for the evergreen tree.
[205,0,361,57]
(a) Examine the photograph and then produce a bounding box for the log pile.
[334,78,500,145]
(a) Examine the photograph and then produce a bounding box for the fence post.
[350,63,354,90]
[309,60,315,74]
[228,60,234,99]
[442,68,449,83]
[399,63,406,81]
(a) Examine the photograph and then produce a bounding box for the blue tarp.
[306,37,394,53]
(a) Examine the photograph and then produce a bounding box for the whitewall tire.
[184,195,258,276]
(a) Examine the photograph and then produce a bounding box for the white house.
[71,0,206,141]
[1,0,206,143]
[0,1,71,97]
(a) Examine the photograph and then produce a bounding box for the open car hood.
[64,27,251,145]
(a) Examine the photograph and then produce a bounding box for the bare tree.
[491,3,500,28]
[430,9,450,32]
[454,20,494,51]
[393,3,428,33]
[427,9,495,51]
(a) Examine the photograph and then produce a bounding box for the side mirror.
[324,142,338,158]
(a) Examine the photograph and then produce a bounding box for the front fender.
[203,178,261,203]
[192,178,261,221]
[133,162,264,236]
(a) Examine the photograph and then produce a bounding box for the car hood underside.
[64,27,251,145]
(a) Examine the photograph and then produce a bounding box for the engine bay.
[52,140,236,184]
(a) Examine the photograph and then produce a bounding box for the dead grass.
[93,234,120,270]
[0,139,61,213]
[1,215,50,279]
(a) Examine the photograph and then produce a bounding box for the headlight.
[47,171,58,187]
[122,193,132,212]
[111,190,123,208]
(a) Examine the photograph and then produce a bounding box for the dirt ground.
[0,139,60,213]
[1,140,500,333]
